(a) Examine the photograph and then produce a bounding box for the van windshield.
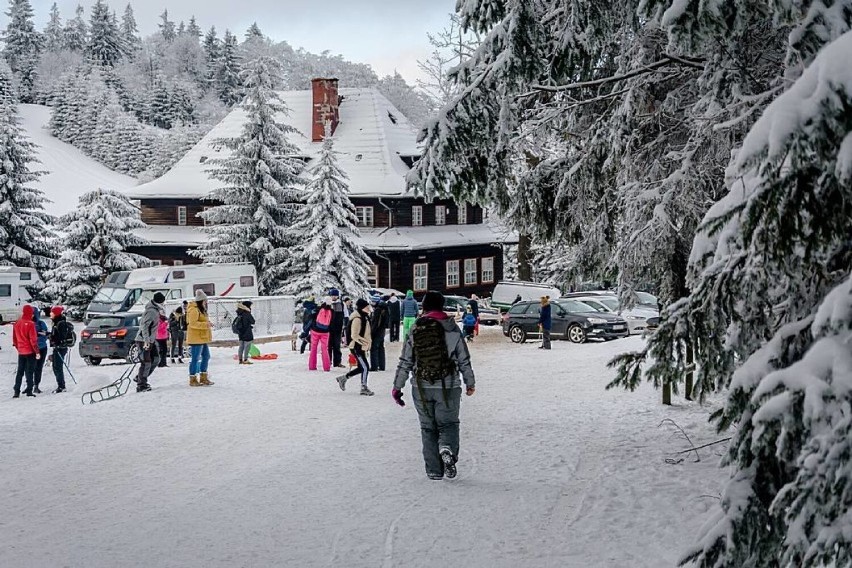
[92,287,129,303]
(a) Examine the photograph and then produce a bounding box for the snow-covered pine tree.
[376,71,435,129]
[202,26,221,91]
[158,9,176,42]
[63,4,88,52]
[245,22,263,42]
[43,2,63,52]
[283,124,371,298]
[2,0,41,103]
[43,189,148,313]
[194,56,306,294]
[217,30,242,106]
[187,16,202,40]
[176,21,186,37]
[119,4,140,57]
[87,0,123,66]
[0,97,54,274]
[0,58,18,102]
[147,78,174,129]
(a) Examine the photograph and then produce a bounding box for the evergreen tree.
[87,0,123,66]
[43,2,63,52]
[63,4,88,52]
[245,22,263,42]
[158,9,175,42]
[119,4,140,56]
[194,57,306,294]
[43,189,148,312]
[177,21,186,37]
[283,125,371,298]
[147,78,173,129]
[202,26,220,90]
[216,30,242,106]
[2,0,41,103]
[0,98,54,272]
[0,57,17,102]
[187,16,202,39]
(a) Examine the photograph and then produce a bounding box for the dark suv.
[78,313,142,365]
[501,299,629,343]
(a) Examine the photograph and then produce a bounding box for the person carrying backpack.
[309,298,333,372]
[370,295,388,371]
[168,307,185,364]
[233,301,255,364]
[335,298,374,396]
[49,306,73,393]
[300,296,317,354]
[392,291,475,480]
[400,290,419,342]
[387,293,401,342]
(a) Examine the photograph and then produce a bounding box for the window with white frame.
[151,260,163,266]
[464,258,477,285]
[446,260,460,288]
[412,205,423,227]
[435,205,446,226]
[173,260,184,266]
[413,263,428,292]
[356,206,374,228]
[367,264,379,286]
[458,204,467,225]
[481,257,495,283]
[177,206,187,226]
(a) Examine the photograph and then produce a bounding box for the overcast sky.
[27,0,456,84]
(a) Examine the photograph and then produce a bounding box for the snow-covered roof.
[128,88,421,200]
[134,222,516,252]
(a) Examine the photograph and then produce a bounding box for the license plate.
[613,325,625,331]
[93,333,107,339]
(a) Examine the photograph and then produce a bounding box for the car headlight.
[626,315,643,320]
[587,317,607,324]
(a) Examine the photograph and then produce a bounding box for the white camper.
[490,280,562,311]
[86,263,259,320]
[0,266,41,323]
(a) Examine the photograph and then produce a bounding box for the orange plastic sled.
[232,353,279,361]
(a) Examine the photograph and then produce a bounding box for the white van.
[86,263,259,320]
[491,280,562,311]
[0,266,41,322]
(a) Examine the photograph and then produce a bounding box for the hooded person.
[187,289,214,387]
[387,292,401,342]
[299,296,318,354]
[49,306,73,393]
[234,301,256,364]
[12,304,40,398]
[400,289,419,342]
[309,296,334,371]
[335,298,374,396]
[32,306,50,393]
[392,291,476,480]
[369,295,389,371]
[327,288,345,368]
[168,307,185,364]
[134,292,166,391]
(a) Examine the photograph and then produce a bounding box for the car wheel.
[85,356,102,366]
[567,324,586,344]
[127,343,141,364]
[509,325,527,344]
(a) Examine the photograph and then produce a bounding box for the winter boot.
[137,384,152,392]
[189,375,201,387]
[12,392,20,398]
[53,387,65,394]
[171,358,176,364]
[178,358,184,364]
[360,385,375,396]
[243,360,253,365]
[34,387,42,394]
[199,372,214,386]
[440,448,457,479]
[427,473,443,480]
[335,374,348,391]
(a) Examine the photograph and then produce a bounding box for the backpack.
[412,317,455,384]
[231,315,240,335]
[58,321,76,348]
[313,307,332,333]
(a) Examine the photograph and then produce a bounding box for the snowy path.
[18,104,137,217]
[0,329,723,567]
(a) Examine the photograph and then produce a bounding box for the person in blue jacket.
[538,296,552,350]
[33,307,50,393]
[400,290,419,342]
[300,296,318,354]
[462,306,477,342]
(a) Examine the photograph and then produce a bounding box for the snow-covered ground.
[18,104,137,217]
[0,327,725,567]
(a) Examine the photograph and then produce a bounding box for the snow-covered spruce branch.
[530,54,704,92]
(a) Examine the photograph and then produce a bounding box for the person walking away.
[327,289,345,368]
[401,290,419,342]
[187,290,214,386]
[335,298,374,395]
[300,296,317,354]
[538,296,552,350]
[234,301,255,364]
[309,298,333,371]
[156,313,169,367]
[49,306,73,393]
[387,293,401,342]
[462,306,477,342]
[134,292,165,392]
[370,295,388,371]
[468,294,481,337]
[392,291,475,480]
[32,307,50,393]
[12,305,40,398]
[168,307,185,364]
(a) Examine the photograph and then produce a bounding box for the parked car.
[78,313,142,365]
[501,300,629,344]
[569,295,659,335]
[442,295,501,325]
[491,281,562,312]
[563,289,659,310]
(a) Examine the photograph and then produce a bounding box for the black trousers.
[14,354,36,395]
[52,348,68,389]
[136,342,160,386]
[156,339,169,366]
[389,320,400,342]
[328,330,342,366]
[170,331,184,358]
[34,347,48,387]
[345,349,370,387]
[370,340,386,371]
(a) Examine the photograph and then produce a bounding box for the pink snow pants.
[309,330,331,371]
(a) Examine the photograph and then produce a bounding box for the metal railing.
[164,296,297,341]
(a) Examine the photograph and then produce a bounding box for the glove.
[391,388,405,407]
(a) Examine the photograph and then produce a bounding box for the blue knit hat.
[328,288,340,297]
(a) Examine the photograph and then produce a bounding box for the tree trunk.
[517,233,532,281]
[662,381,672,405]
[685,338,694,401]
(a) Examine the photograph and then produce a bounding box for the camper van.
[490,280,562,311]
[85,263,259,321]
[0,266,41,323]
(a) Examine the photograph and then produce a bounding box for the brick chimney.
[311,78,340,142]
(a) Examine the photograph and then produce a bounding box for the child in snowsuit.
[234,301,255,364]
[462,307,477,342]
[401,290,419,342]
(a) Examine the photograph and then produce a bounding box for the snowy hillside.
[18,104,137,217]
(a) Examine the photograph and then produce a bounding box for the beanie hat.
[153,292,166,304]
[422,291,444,312]
[406,290,414,298]
[50,306,64,318]
[355,298,369,310]
[195,289,207,302]
[328,288,340,297]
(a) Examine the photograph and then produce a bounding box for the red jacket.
[13,305,39,356]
